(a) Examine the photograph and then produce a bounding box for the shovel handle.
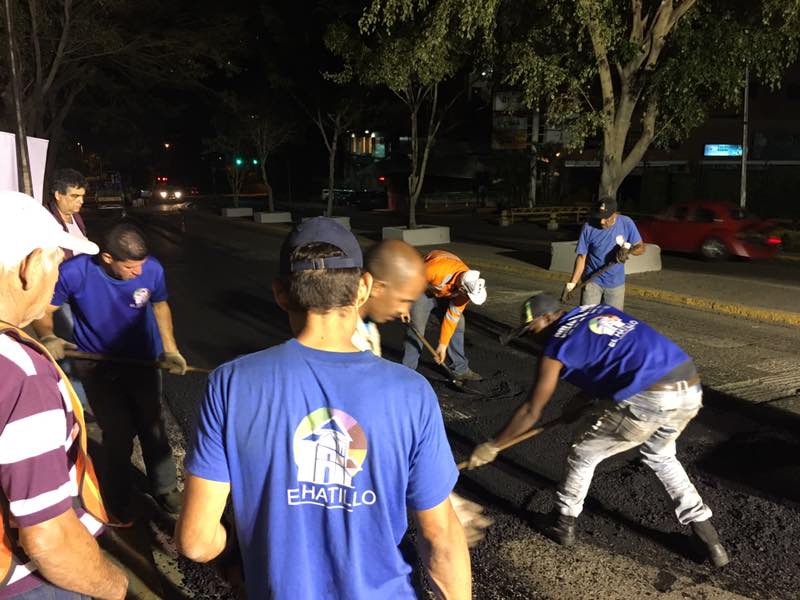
[64,350,212,374]
[457,415,565,471]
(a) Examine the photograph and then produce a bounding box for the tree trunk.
[598,157,620,200]
[407,105,419,229]
[260,163,273,212]
[326,142,336,217]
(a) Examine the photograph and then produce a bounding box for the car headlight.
[174,191,182,199]
[159,190,168,199]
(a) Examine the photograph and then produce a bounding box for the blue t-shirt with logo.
[543,304,689,400]
[51,254,166,360]
[576,215,642,288]
[186,339,459,600]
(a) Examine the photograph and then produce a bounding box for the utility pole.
[740,66,750,209]
[3,0,34,196]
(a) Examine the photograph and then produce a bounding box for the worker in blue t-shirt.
[176,218,471,600]
[468,294,729,569]
[563,197,644,310]
[33,221,186,516]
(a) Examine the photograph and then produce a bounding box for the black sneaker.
[155,489,183,515]
[691,520,730,568]
[544,512,577,547]
[454,369,482,382]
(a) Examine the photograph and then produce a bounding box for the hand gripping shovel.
[65,350,212,374]
[456,415,566,470]
[561,239,632,304]
[405,322,485,397]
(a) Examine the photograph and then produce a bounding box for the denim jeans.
[52,304,88,407]
[555,384,712,525]
[402,294,469,375]
[582,282,625,310]
[11,580,90,599]
[75,362,177,506]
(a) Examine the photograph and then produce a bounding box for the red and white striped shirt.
[0,333,103,598]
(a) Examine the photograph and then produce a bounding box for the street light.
[164,142,171,150]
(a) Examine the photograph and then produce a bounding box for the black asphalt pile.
[468,370,526,401]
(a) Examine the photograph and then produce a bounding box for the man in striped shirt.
[0,191,127,599]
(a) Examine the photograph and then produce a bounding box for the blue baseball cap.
[280,217,363,274]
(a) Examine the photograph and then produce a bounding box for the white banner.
[0,131,49,203]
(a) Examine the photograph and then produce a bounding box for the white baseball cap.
[0,191,99,266]
[460,269,487,305]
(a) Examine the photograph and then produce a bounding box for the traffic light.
[251,158,259,165]
[234,157,244,166]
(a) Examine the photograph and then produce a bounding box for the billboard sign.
[704,144,743,157]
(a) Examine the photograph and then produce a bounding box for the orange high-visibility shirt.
[423,250,471,347]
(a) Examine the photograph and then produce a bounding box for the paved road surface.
[88,211,800,599]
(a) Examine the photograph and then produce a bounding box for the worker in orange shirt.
[402,250,487,381]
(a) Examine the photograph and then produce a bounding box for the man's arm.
[568,254,587,286]
[630,241,645,256]
[152,301,178,353]
[31,305,60,339]
[19,509,128,600]
[493,356,563,446]
[414,497,471,600]
[175,474,231,563]
[435,297,468,363]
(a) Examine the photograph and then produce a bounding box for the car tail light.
[766,236,782,246]
[378,175,386,183]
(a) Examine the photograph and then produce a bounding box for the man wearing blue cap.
[468,294,729,569]
[176,218,471,600]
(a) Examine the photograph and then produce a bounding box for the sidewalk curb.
[463,255,800,328]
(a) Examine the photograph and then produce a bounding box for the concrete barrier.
[382,225,450,246]
[221,207,254,218]
[255,211,292,224]
[549,241,662,274]
[303,215,350,230]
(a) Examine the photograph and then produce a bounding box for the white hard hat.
[460,270,487,305]
[0,191,98,266]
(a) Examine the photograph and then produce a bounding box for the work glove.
[615,246,631,263]
[468,441,500,469]
[450,493,494,547]
[434,343,447,365]
[40,335,77,361]
[561,281,577,302]
[159,351,188,375]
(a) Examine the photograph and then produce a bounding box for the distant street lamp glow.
[164,142,171,149]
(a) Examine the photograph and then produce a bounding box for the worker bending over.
[402,250,486,381]
[469,294,729,568]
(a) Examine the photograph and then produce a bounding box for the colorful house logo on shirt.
[588,314,624,336]
[130,288,151,308]
[288,408,376,511]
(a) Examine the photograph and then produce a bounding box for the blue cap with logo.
[280,217,363,274]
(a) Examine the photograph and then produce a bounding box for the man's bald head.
[365,239,424,285]
[362,240,426,323]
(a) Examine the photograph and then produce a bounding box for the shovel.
[65,350,212,374]
[405,322,485,397]
[561,240,632,304]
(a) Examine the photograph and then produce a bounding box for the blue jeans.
[11,580,90,599]
[402,294,469,375]
[52,304,88,407]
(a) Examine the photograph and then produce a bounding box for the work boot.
[155,489,183,515]
[544,512,577,547]
[691,519,730,568]
[454,368,482,382]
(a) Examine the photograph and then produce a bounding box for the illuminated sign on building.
[703,144,743,157]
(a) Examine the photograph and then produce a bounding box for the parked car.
[637,201,782,260]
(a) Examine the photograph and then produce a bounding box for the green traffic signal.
[251,158,259,165]
[234,157,244,166]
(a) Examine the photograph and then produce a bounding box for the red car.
[637,201,782,260]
